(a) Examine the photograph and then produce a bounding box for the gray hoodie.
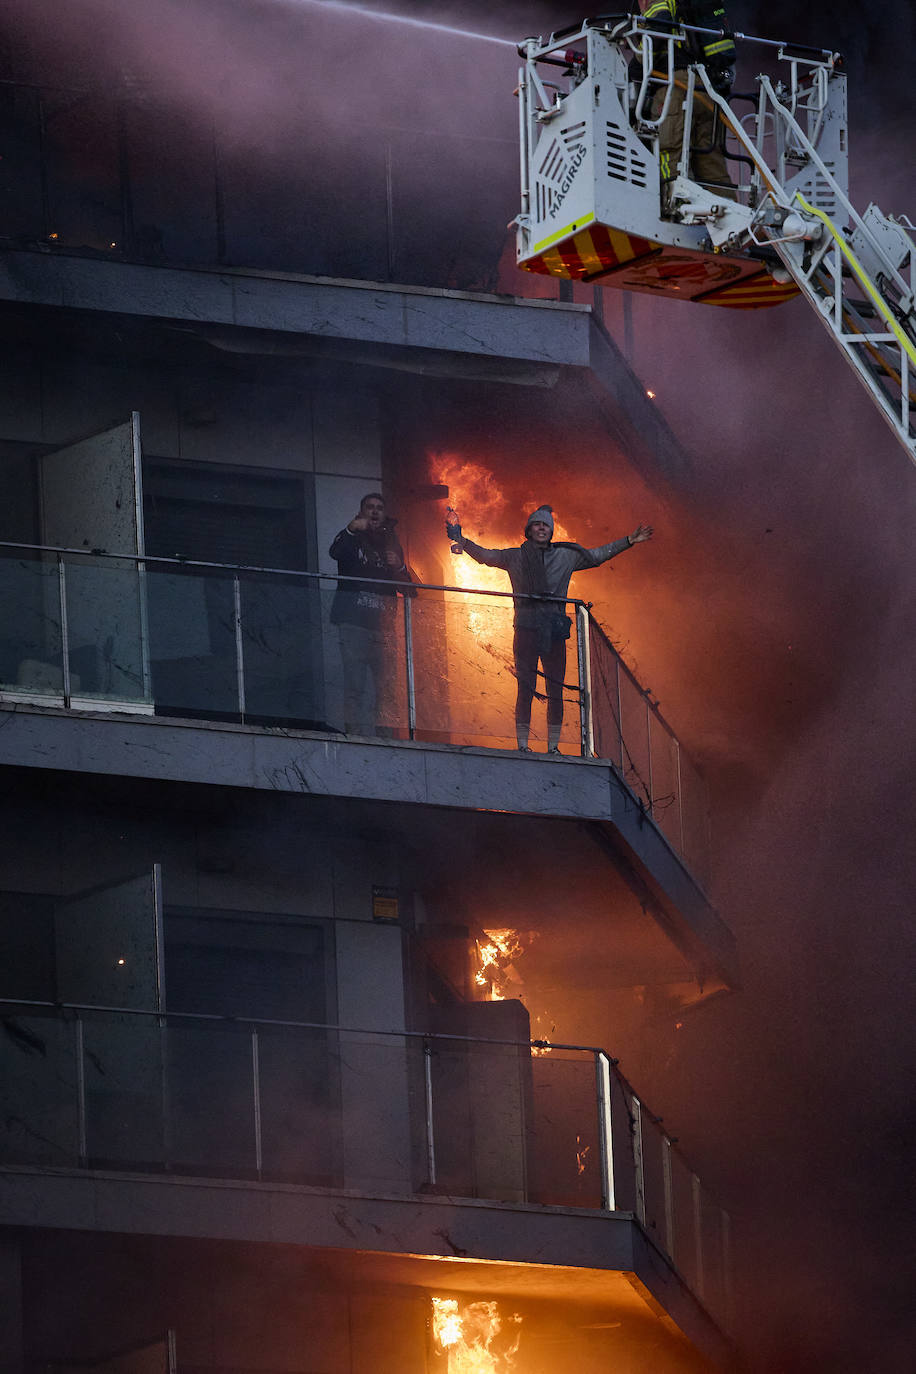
[458,536,631,630]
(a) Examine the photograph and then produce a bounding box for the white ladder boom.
[684,66,916,466]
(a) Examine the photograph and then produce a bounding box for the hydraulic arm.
[682,64,916,465]
[515,17,916,466]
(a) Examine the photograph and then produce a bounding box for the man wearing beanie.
[446,504,652,753]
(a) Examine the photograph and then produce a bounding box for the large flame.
[472,929,553,1053]
[436,454,514,636]
[435,451,572,609]
[431,1297,522,1372]
[431,455,518,737]
[474,927,524,1002]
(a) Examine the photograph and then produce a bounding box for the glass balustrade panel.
[669,1145,702,1292]
[146,566,239,719]
[410,589,582,752]
[638,1108,672,1250]
[647,711,681,849]
[63,556,149,705]
[588,625,625,767]
[617,668,653,811]
[527,1049,603,1209]
[165,1021,257,1175]
[698,1183,729,1326]
[238,574,328,729]
[257,1025,342,1185]
[0,554,64,700]
[82,1015,165,1168]
[0,1010,79,1166]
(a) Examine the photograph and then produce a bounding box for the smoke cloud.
[2,1,913,1369]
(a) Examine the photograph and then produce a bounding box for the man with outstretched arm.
[446,504,652,754]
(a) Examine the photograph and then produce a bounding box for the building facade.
[1,5,739,1372]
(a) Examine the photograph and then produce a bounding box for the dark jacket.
[643,0,735,81]
[329,521,408,628]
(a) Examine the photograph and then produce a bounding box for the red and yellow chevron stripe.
[695,272,801,309]
[521,223,659,280]
[520,221,800,310]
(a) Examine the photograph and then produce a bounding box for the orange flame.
[434,452,572,604]
[437,453,510,604]
[474,928,524,1002]
[576,1135,591,1176]
[431,1296,522,1372]
[433,1297,464,1350]
[434,454,508,524]
[434,454,518,701]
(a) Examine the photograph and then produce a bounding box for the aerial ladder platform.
[514,14,916,466]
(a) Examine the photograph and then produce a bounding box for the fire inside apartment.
[0,5,745,1373]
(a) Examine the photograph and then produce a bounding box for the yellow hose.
[796,194,916,372]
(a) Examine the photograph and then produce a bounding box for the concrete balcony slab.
[0,1164,734,1370]
[0,250,589,369]
[0,703,736,987]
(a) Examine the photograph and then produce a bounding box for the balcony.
[0,996,733,1335]
[0,543,710,880]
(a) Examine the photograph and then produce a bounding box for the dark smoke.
[362,6,916,1371]
[2,2,914,1370]
[554,4,915,1371]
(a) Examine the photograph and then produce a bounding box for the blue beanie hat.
[525,505,554,536]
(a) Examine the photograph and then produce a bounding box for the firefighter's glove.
[445,517,462,542]
[709,62,735,95]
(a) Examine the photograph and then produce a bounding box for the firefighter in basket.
[639,0,737,207]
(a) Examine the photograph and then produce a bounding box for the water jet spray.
[287,0,515,48]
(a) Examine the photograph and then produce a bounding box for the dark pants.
[338,619,394,735]
[513,626,566,728]
[651,81,736,199]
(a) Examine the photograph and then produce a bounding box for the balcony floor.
[0,700,736,989]
[0,1161,734,1370]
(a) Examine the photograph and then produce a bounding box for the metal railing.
[0,995,732,1330]
[0,541,708,877]
[587,616,711,878]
